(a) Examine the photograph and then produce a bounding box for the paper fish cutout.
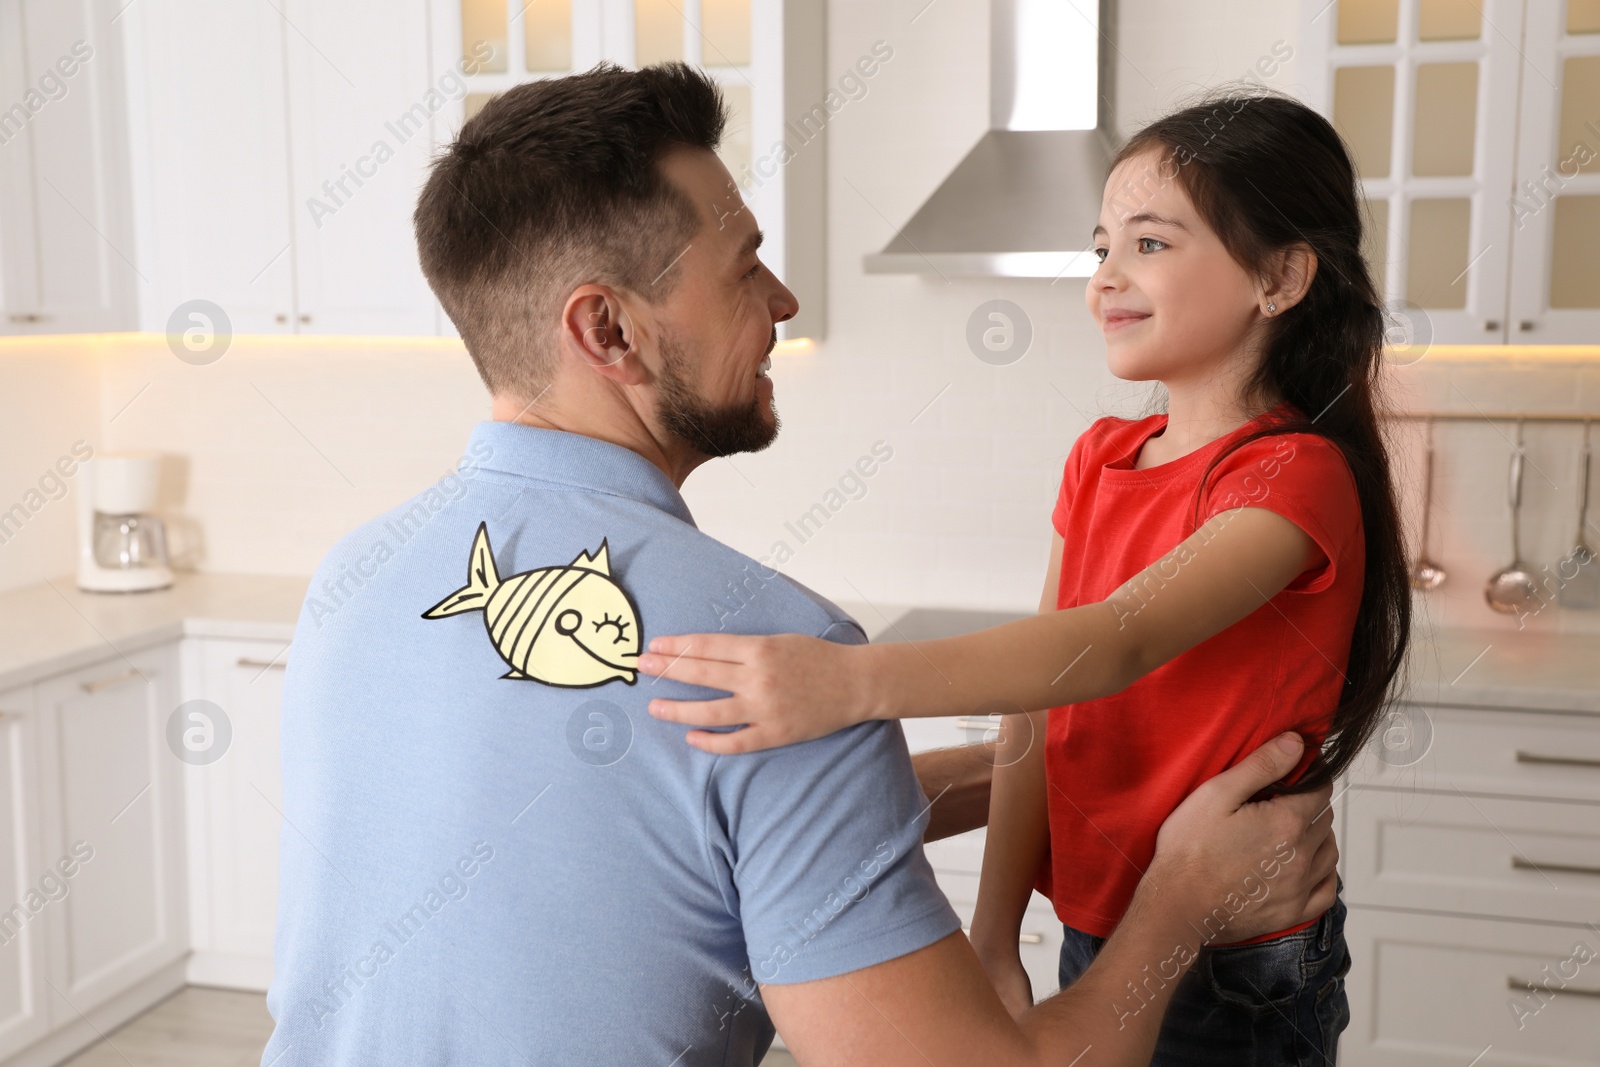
[422,523,642,687]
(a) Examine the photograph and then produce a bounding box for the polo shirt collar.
[466,421,697,528]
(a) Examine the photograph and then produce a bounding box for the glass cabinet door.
[1305,0,1526,344]
[1507,0,1600,343]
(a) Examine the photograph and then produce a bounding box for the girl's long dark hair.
[1112,89,1411,791]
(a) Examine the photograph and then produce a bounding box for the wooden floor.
[58,987,800,1066]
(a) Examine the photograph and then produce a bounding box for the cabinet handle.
[1518,320,1536,332]
[1482,320,1500,332]
[237,657,288,670]
[1512,856,1600,878]
[298,314,311,324]
[9,313,48,323]
[1508,976,1600,999]
[79,669,143,694]
[275,313,288,324]
[954,717,1001,731]
[961,927,1043,945]
[1516,750,1600,770]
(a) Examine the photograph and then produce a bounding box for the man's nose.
[770,277,799,324]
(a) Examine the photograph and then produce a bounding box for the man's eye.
[1138,237,1167,253]
[744,262,761,279]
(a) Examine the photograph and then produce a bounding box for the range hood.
[863,0,1118,279]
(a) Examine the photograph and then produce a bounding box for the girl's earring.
[1265,301,1277,314]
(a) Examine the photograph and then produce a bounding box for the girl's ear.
[561,285,650,385]
[1261,243,1319,316]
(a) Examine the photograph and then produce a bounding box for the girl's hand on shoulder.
[636,632,873,754]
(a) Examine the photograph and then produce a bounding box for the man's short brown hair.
[414,62,727,399]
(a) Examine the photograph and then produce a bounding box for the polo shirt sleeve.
[1198,432,1363,595]
[702,625,962,987]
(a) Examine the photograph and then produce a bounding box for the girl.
[637,89,1409,1066]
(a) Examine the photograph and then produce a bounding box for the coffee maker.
[75,453,174,593]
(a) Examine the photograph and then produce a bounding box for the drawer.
[1347,704,1600,803]
[1343,906,1600,1066]
[923,826,985,875]
[1342,788,1600,926]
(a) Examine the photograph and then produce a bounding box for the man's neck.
[489,387,708,488]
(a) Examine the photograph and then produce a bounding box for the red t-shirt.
[1038,404,1364,944]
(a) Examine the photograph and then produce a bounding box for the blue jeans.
[1057,891,1351,1066]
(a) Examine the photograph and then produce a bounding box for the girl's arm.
[968,533,1062,1016]
[637,506,1324,753]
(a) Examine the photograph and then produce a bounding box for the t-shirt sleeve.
[704,626,962,986]
[1050,426,1099,537]
[1198,432,1362,595]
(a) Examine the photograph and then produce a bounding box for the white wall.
[3,0,1599,642]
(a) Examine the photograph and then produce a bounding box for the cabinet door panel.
[193,639,287,971]
[34,644,184,1020]
[282,0,439,335]
[0,687,48,1061]
[1507,1,1600,343]
[124,0,296,334]
[5,0,135,332]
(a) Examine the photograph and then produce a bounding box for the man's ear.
[561,285,650,385]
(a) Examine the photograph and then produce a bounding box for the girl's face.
[1087,148,1266,392]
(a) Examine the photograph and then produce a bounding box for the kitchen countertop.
[0,573,306,693]
[0,576,1594,715]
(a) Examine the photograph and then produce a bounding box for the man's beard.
[655,332,779,458]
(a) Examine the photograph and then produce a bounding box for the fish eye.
[593,613,631,645]
[555,609,582,635]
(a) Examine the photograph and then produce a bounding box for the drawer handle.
[238,657,288,670]
[1512,856,1600,878]
[1508,977,1600,999]
[1515,750,1600,770]
[954,717,1001,732]
[961,927,1043,945]
[0,710,24,720]
[79,669,143,694]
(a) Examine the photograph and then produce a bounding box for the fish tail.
[421,522,501,618]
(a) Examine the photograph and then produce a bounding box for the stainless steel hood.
[863,0,1118,279]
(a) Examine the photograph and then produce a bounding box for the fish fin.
[501,668,529,680]
[421,522,500,618]
[570,538,611,576]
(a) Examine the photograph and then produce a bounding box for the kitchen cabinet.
[183,638,289,990]
[442,0,827,340]
[1301,0,1600,345]
[30,644,186,1022]
[1337,700,1600,1065]
[0,685,47,1063]
[120,0,444,337]
[0,0,137,335]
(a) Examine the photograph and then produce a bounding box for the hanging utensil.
[1410,418,1446,591]
[1558,421,1598,609]
[1484,422,1540,616]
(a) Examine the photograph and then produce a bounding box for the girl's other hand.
[975,948,1034,1020]
[636,633,873,754]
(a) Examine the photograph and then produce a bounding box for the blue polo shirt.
[261,421,961,1066]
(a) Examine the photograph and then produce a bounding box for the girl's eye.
[1137,237,1167,254]
[1093,247,1108,263]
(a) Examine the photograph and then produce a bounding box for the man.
[261,63,1338,1066]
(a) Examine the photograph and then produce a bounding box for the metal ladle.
[1484,421,1539,615]
[1410,418,1446,591]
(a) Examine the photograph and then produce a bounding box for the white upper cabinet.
[0,0,823,338]
[1302,0,1600,345]
[0,0,137,334]
[434,0,827,339]
[122,0,297,335]
[1508,1,1600,343]
[280,0,440,336]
